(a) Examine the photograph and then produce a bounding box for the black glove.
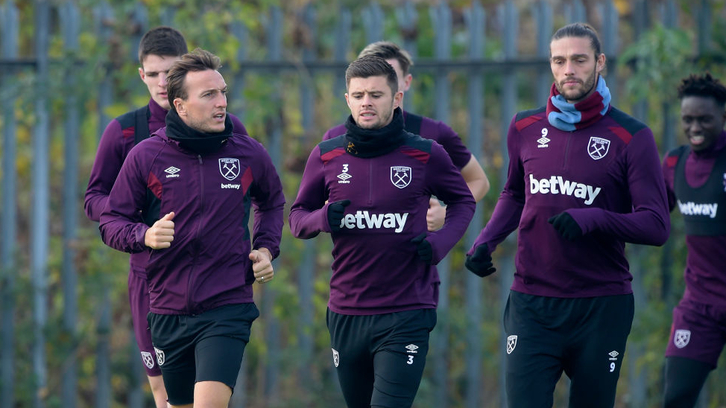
[328,199,351,232]
[465,243,496,277]
[411,233,433,264]
[547,212,582,241]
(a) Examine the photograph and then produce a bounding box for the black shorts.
[148,303,259,406]
[327,308,437,408]
[503,291,634,408]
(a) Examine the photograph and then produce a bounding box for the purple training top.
[662,131,726,307]
[84,98,248,274]
[469,106,670,298]
[99,126,284,315]
[289,134,475,315]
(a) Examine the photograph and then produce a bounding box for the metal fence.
[1,0,724,407]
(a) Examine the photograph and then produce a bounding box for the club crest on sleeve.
[141,351,155,369]
[507,335,518,354]
[390,166,412,189]
[219,158,240,181]
[587,137,610,160]
[674,329,691,349]
[154,347,165,366]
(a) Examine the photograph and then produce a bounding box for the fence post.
[127,6,149,406]
[498,1,519,405]
[600,0,620,103]
[333,6,351,111]
[0,3,19,407]
[296,3,317,400]
[396,1,417,109]
[696,0,711,55]
[93,3,114,408]
[363,1,384,44]
[564,0,586,24]
[31,1,51,407]
[464,4,485,408]
[533,1,552,119]
[429,3,452,406]
[229,19,249,408]
[59,4,80,407]
[262,6,283,405]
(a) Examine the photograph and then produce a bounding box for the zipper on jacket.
[563,132,572,170]
[185,154,205,313]
[368,160,374,206]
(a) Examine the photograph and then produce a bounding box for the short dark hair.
[358,41,414,75]
[345,55,398,96]
[678,73,726,108]
[138,26,188,65]
[551,23,602,58]
[167,48,221,111]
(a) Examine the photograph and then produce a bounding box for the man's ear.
[402,73,413,92]
[596,53,606,74]
[393,91,403,109]
[138,67,145,81]
[345,93,351,109]
[173,98,185,116]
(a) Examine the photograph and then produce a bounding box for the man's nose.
[159,72,168,87]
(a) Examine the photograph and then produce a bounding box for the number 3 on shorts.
[407,355,414,365]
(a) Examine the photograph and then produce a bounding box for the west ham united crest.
[154,347,165,366]
[587,137,610,160]
[674,329,691,349]
[219,158,240,181]
[390,166,412,189]
[506,335,518,355]
[141,351,155,369]
[332,348,340,367]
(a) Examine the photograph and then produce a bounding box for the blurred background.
[2,0,726,407]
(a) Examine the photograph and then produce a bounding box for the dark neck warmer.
[344,107,406,157]
[546,75,611,131]
[165,109,233,155]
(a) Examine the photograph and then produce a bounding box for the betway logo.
[677,200,718,218]
[529,174,601,206]
[221,183,240,189]
[339,211,409,233]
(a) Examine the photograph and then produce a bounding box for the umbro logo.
[608,350,619,361]
[537,128,550,148]
[164,166,180,178]
[338,164,352,184]
[405,344,419,354]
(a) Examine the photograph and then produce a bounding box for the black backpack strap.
[403,111,423,135]
[133,105,151,145]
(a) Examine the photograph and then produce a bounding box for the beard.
[356,101,394,130]
[556,71,598,103]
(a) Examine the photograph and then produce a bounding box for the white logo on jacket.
[587,137,610,160]
[339,211,409,233]
[164,166,180,178]
[141,351,155,369]
[674,329,691,348]
[529,173,601,206]
[338,163,352,184]
[390,166,412,189]
[537,128,550,148]
[219,158,240,180]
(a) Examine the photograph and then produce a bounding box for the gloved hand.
[411,233,433,264]
[327,199,351,232]
[465,243,496,277]
[547,212,582,241]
